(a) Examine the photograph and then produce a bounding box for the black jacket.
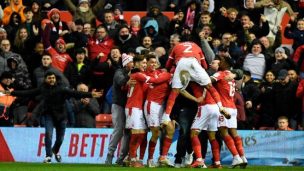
[11,83,93,121]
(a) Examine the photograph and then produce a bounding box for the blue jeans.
[44,114,67,157]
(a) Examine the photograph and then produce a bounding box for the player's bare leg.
[208,131,222,168]
[219,127,243,168]
[129,129,146,168]
[147,127,160,167]
[159,121,175,167]
[229,128,247,168]
[190,130,206,168]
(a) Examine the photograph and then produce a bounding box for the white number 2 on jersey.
[183,44,192,53]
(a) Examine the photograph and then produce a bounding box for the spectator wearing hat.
[139,19,169,50]
[130,15,141,36]
[47,8,69,45]
[168,8,185,35]
[6,52,32,126]
[0,71,16,126]
[64,0,105,28]
[271,47,296,76]
[147,0,170,11]
[42,23,73,73]
[115,25,139,54]
[105,53,134,165]
[272,69,300,129]
[2,0,26,26]
[141,4,170,35]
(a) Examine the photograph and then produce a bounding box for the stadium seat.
[96,114,112,128]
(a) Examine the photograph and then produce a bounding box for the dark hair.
[75,47,86,55]
[24,7,33,13]
[44,71,57,78]
[249,39,265,53]
[133,54,146,63]
[145,53,157,61]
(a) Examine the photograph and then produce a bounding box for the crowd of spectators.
[0,0,304,130]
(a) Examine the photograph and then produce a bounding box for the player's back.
[125,72,147,109]
[211,70,236,109]
[170,42,203,64]
[191,83,216,106]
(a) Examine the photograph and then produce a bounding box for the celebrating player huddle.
[117,41,247,168]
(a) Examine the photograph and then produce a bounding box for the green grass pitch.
[0,163,303,171]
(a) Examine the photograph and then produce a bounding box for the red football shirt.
[145,70,171,104]
[211,70,236,109]
[190,83,216,106]
[166,42,207,69]
[126,71,171,109]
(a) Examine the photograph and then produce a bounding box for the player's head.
[170,34,180,48]
[133,54,147,72]
[277,116,290,130]
[146,53,159,71]
[218,55,233,71]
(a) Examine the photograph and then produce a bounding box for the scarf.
[185,7,195,31]
[51,21,63,35]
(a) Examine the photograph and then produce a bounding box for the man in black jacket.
[3,71,102,163]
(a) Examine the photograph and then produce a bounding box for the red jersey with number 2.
[211,70,236,109]
[167,42,207,69]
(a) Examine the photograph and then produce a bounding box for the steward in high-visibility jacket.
[0,71,16,125]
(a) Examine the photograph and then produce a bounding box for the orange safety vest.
[0,85,15,107]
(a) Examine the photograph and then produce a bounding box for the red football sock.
[139,133,147,160]
[210,139,220,162]
[234,136,244,156]
[191,135,202,159]
[164,90,179,114]
[161,137,172,156]
[148,140,157,159]
[223,135,238,156]
[129,133,138,158]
